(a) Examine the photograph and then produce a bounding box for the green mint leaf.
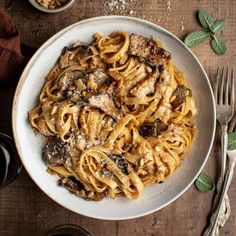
[195,174,215,192]
[228,132,236,150]
[212,19,225,33]
[211,36,226,55]
[184,31,210,47]
[198,10,214,31]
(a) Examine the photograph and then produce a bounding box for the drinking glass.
[0,132,22,189]
[46,224,93,236]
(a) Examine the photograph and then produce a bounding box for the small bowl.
[28,0,75,13]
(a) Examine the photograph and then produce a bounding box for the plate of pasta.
[12,16,215,220]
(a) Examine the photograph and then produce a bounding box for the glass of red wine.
[46,224,93,236]
[0,132,22,189]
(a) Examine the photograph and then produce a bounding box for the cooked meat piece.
[64,90,81,103]
[65,88,95,104]
[97,82,115,96]
[69,44,89,53]
[59,47,71,69]
[87,70,114,93]
[139,119,168,137]
[93,70,110,85]
[59,70,88,103]
[59,177,106,201]
[59,70,88,90]
[130,76,156,98]
[108,154,129,175]
[43,137,70,166]
[100,163,113,178]
[88,93,122,120]
[59,43,89,68]
[129,34,171,68]
[170,85,192,109]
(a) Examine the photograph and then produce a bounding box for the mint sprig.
[195,174,215,192]
[211,36,226,55]
[184,9,226,55]
[184,31,210,47]
[212,19,225,33]
[228,132,236,150]
[198,10,214,31]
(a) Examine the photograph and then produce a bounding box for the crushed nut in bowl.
[36,0,69,9]
[28,0,75,13]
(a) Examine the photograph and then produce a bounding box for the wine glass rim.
[0,132,22,188]
[0,132,13,141]
[46,224,93,236]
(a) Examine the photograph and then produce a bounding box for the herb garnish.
[184,9,226,55]
[184,31,210,47]
[195,174,215,192]
[228,132,236,150]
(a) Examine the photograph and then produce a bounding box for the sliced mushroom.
[139,119,168,137]
[59,43,89,69]
[130,76,156,98]
[108,154,129,175]
[88,93,122,120]
[129,34,171,69]
[87,70,114,94]
[100,164,113,178]
[59,70,87,90]
[43,137,70,166]
[170,85,192,109]
[93,70,110,85]
[59,177,106,201]
[59,70,88,103]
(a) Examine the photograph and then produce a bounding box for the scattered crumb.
[90,0,186,30]
[90,0,136,16]
[106,0,134,14]
[156,0,172,25]
[180,16,186,31]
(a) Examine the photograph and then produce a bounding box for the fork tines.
[215,67,235,106]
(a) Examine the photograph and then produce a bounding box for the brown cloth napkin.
[0,7,35,85]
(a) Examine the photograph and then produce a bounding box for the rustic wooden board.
[0,0,235,235]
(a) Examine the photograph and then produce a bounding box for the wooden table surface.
[0,0,236,235]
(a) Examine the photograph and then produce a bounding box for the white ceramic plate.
[12,16,216,220]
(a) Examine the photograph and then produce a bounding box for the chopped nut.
[68,85,75,91]
[49,5,55,9]
[36,0,69,9]
[140,159,144,166]
[76,80,86,91]
[68,53,75,61]
[88,191,94,198]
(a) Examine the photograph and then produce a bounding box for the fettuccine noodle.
[28,32,196,201]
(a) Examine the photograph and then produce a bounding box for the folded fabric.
[0,7,35,85]
[0,7,23,84]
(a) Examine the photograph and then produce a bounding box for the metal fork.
[203,116,236,236]
[203,67,235,236]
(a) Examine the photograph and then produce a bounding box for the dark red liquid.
[0,146,7,185]
[52,234,75,236]
[47,225,92,236]
[0,133,21,188]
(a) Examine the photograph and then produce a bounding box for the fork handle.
[203,157,236,236]
[219,125,228,183]
[210,125,231,227]
[211,125,231,231]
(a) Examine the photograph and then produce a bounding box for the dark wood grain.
[0,0,236,235]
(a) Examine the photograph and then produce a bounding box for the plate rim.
[12,15,216,220]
